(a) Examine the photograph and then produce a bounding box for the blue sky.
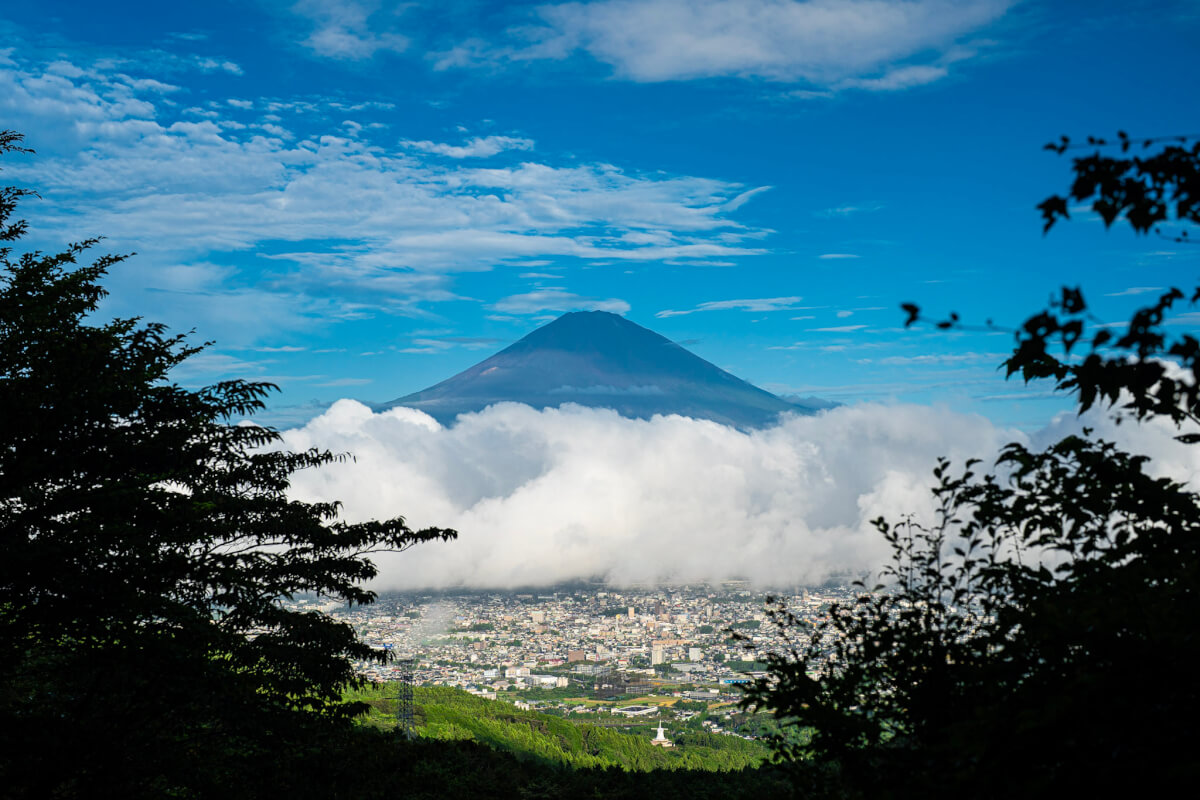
[4,0,1199,431]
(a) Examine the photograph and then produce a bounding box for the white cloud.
[838,63,947,91]
[402,135,535,158]
[656,296,805,317]
[292,0,410,60]
[120,76,181,94]
[398,335,500,354]
[1,54,767,341]
[274,393,1200,591]
[12,121,761,270]
[869,352,1006,366]
[462,0,1014,88]
[818,253,861,259]
[279,400,1026,589]
[491,289,630,314]
[1167,312,1200,327]
[1031,408,1200,488]
[170,351,271,383]
[811,324,868,332]
[1104,286,1164,297]
[192,56,244,75]
[723,185,773,210]
[815,202,883,218]
[399,338,456,354]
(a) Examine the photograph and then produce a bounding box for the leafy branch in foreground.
[744,136,1200,799]
[0,130,457,798]
[1037,131,1199,239]
[905,133,1200,434]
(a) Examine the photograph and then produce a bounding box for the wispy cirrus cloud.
[815,201,884,218]
[1166,312,1200,328]
[431,0,1015,91]
[491,289,630,315]
[1,52,767,343]
[192,56,244,75]
[291,0,410,60]
[859,352,1006,366]
[401,134,535,159]
[838,63,947,91]
[656,296,806,318]
[1104,286,1164,297]
[398,335,504,354]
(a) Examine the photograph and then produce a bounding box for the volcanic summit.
[381,311,824,428]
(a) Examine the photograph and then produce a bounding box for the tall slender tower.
[395,658,415,739]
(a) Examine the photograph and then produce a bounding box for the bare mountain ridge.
[381,311,827,429]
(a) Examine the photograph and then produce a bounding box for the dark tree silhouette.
[0,131,456,797]
[743,135,1200,799]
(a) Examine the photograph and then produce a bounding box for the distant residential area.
[310,583,854,735]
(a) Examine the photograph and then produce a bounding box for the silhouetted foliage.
[0,132,456,798]
[1038,131,1199,239]
[359,734,804,800]
[744,135,1200,799]
[911,133,1200,433]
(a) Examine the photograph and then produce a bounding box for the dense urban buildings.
[310,583,854,706]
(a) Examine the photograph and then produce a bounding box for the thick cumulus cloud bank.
[281,400,1200,590]
[281,401,1033,590]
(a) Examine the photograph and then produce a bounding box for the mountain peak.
[498,310,690,365]
[381,312,820,428]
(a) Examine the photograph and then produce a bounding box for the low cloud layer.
[281,401,1024,589]
[280,400,1200,591]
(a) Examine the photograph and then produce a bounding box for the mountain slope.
[351,686,770,772]
[381,311,820,429]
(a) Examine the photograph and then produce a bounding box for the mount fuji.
[380,311,828,429]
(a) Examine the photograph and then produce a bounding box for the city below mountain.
[380,311,830,429]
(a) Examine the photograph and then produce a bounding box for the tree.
[743,134,1200,799]
[0,131,457,798]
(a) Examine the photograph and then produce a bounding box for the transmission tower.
[395,658,415,739]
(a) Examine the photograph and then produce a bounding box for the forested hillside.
[350,685,770,772]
